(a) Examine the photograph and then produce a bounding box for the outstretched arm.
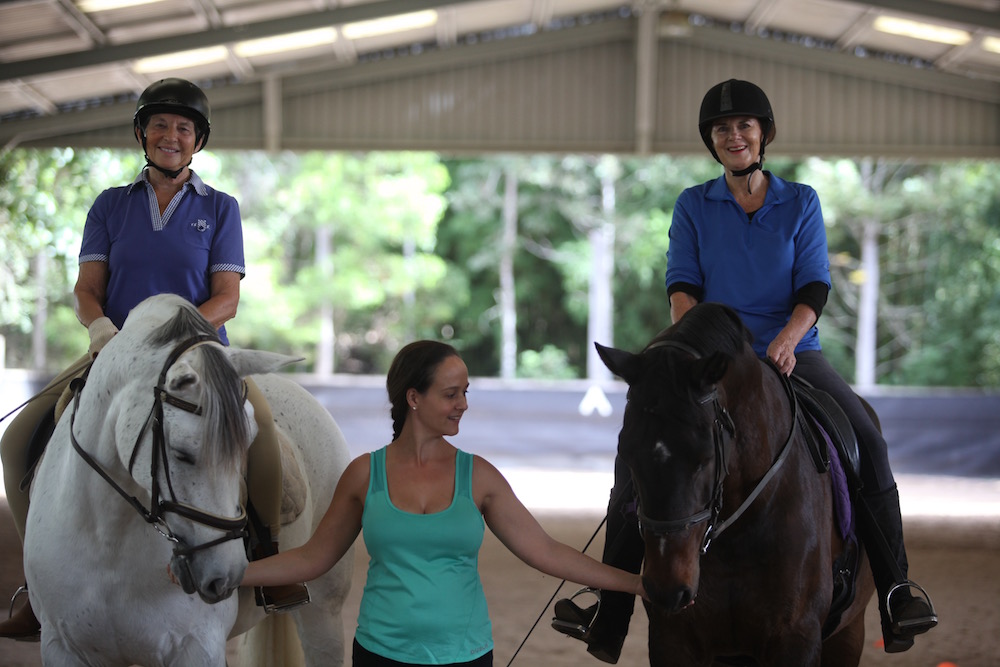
[239,454,368,587]
[475,456,645,599]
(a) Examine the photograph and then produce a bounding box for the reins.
[707,359,797,542]
[0,355,95,425]
[68,334,248,558]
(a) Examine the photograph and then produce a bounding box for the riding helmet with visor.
[698,79,775,173]
[133,78,211,179]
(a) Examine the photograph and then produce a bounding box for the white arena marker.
[579,384,613,417]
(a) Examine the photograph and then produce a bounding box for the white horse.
[23,294,354,666]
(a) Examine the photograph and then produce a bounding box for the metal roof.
[2,0,999,154]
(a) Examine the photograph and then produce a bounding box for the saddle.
[791,376,862,490]
[21,374,83,493]
[21,405,56,493]
[789,375,866,638]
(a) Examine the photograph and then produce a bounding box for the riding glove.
[88,316,119,356]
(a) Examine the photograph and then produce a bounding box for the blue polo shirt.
[79,169,244,344]
[665,173,831,357]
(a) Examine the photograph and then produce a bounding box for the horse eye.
[173,450,196,465]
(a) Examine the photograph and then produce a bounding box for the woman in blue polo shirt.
[0,78,304,640]
[552,79,937,662]
[238,340,647,666]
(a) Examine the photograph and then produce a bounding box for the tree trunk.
[315,225,334,377]
[855,158,880,389]
[856,216,879,389]
[586,171,615,383]
[32,252,47,371]
[500,166,518,380]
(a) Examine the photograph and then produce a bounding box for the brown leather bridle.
[69,334,248,561]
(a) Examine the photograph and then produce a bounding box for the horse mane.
[630,303,755,408]
[150,301,250,470]
[649,302,753,359]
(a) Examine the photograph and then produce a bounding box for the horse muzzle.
[643,573,697,613]
[170,551,242,604]
[641,531,704,613]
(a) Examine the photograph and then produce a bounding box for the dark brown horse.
[596,303,875,666]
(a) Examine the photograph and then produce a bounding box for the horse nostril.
[671,587,695,612]
[202,577,234,603]
[644,578,697,613]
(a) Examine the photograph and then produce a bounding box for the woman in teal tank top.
[239,340,647,666]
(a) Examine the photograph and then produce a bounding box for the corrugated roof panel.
[6,6,999,158]
[0,3,77,42]
[23,64,142,106]
[274,39,635,153]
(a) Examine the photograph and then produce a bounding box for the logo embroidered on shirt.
[192,219,210,232]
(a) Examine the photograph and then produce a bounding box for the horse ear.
[595,342,641,384]
[693,351,729,388]
[226,349,304,378]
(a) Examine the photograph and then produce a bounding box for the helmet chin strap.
[729,143,766,194]
[730,161,761,194]
[145,157,188,180]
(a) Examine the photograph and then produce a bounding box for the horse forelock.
[194,345,251,471]
[149,302,219,348]
[655,302,753,361]
[622,303,753,455]
[150,304,248,471]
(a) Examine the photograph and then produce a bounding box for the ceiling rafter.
[1,0,998,157]
[52,0,109,47]
[0,0,482,83]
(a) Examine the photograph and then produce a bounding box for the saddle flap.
[21,405,56,493]
[791,377,863,488]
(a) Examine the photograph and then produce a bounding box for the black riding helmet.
[698,79,775,168]
[133,78,211,153]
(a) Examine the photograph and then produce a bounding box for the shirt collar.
[707,170,788,204]
[126,168,208,196]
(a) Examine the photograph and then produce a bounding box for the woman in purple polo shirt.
[0,78,305,640]
[551,79,937,662]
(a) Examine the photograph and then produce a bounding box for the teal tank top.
[355,447,492,664]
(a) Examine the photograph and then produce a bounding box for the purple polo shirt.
[78,169,244,344]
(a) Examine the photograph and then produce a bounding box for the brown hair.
[386,340,460,440]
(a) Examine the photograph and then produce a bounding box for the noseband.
[69,334,249,559]
[634,339,796,553]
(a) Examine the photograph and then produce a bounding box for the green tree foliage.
[1,147,997,387]
[439,155,585,376]
[0,148,143,366]
[804,158,1000,385]
[209,151,451,373]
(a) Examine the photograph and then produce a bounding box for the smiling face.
[709,115,763,173]
[409,354,469,437]
[137,112,201,173]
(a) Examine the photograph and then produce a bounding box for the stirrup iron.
[552,587,602,638]
[886,580,937,632]
[8,584,28,619]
